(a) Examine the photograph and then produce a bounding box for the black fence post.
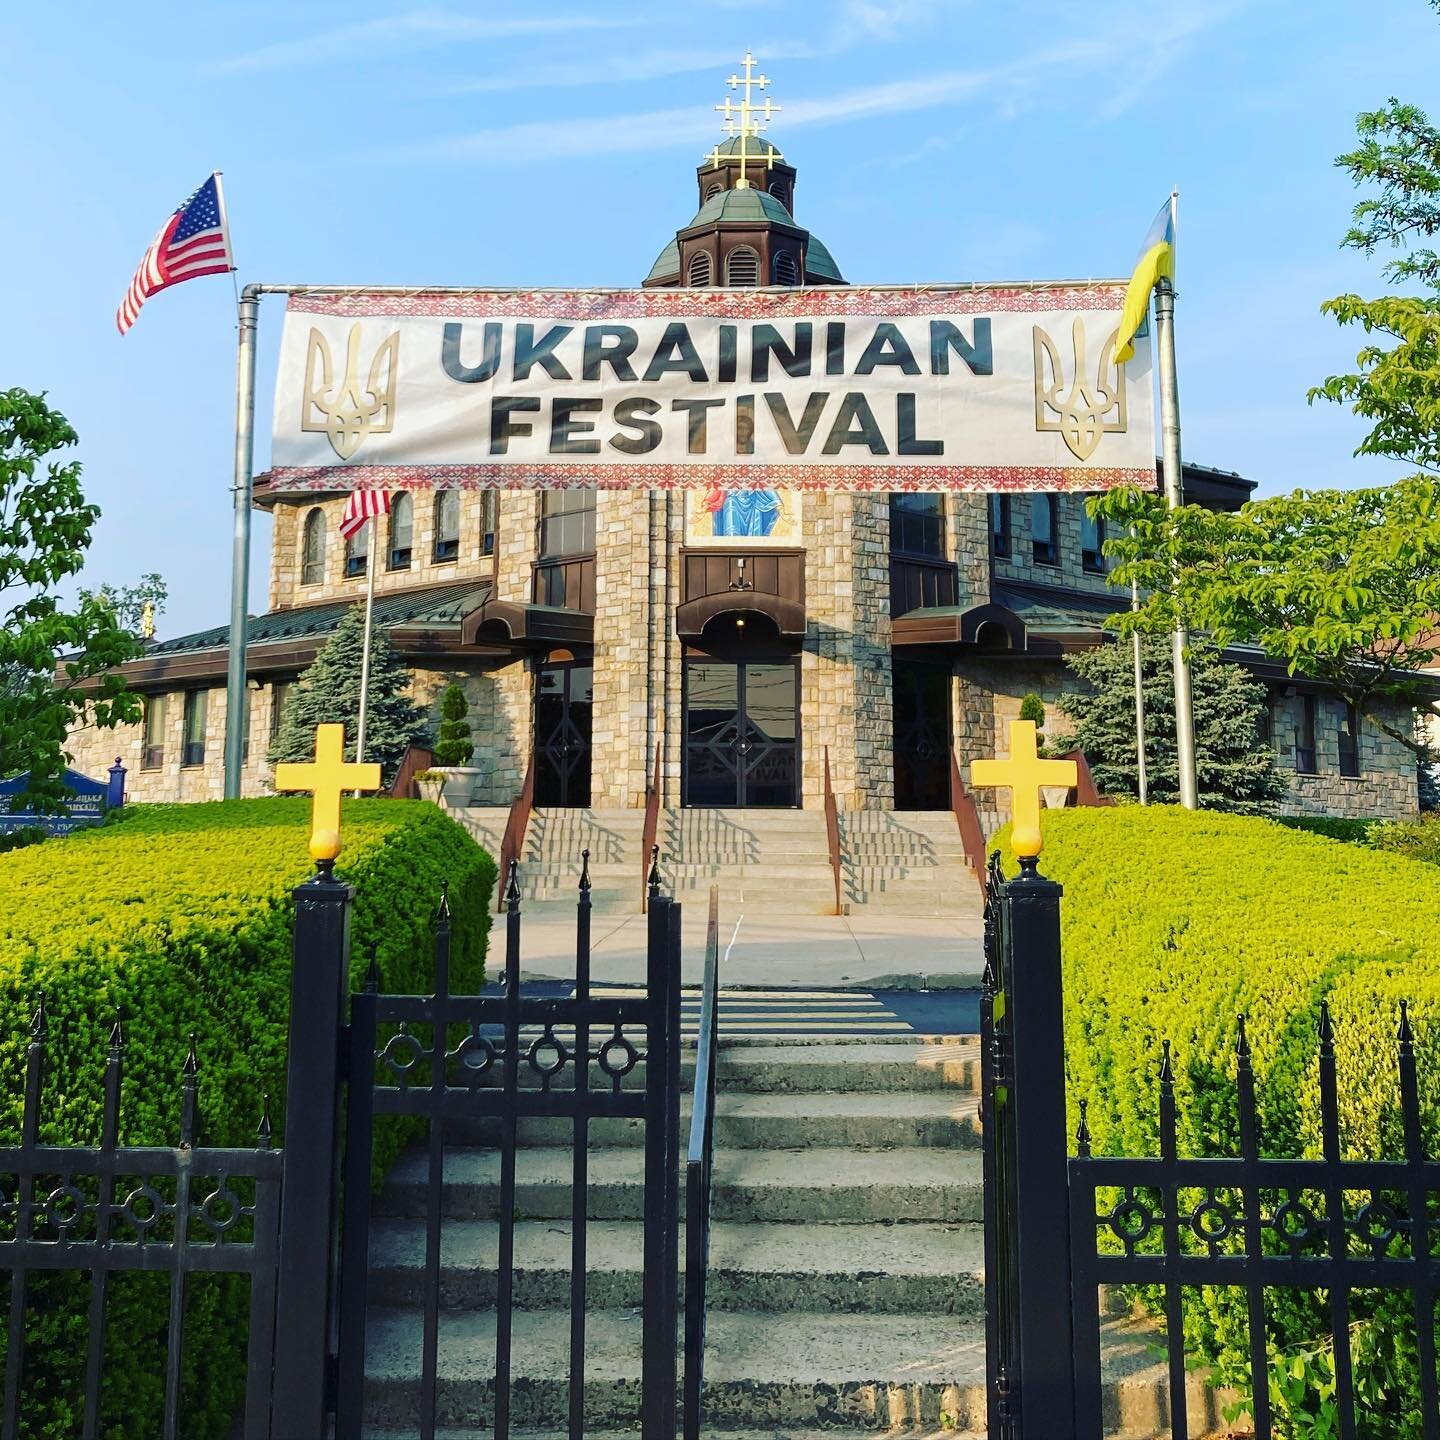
[270,858,352,1439]
[1004,854,1076,1440]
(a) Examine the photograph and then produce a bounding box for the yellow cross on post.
[969,720,1077,860]
[273,723,382,864]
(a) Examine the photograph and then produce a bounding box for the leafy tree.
[0,389,147,808]
[270,604,428,783]
[433,682,474,766]
[78,572,168,638]
[1055,636,1287,815]
[1091,479,1440,755]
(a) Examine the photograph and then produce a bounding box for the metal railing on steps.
[822,747,843,916]
[683,886,722,1440]
[497,754,535,912]
[640,742,661,912]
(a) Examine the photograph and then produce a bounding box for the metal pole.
[1131,577,1149,805]
[1153,276,1198,810]
[355,514,379,767]
[223,285,260,799]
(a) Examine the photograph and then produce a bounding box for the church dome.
[645,237,681,284]
[701,134,783,164]
[688,186,796,227]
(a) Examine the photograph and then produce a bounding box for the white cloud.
[214,8,642,74]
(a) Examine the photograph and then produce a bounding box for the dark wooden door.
[535,661,593,806]
[893,660,951,810]
[683,661,798,807]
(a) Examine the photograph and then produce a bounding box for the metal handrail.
[822,746,843,916]
[683,886,722,1440]
[1058,749,1115,807]
[497,753,535,912]
[950,747,990,904]
[640,742,662,913]
[386,743,432,798]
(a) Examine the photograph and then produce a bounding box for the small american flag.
[116,173,233,334]
[340,489,390,540]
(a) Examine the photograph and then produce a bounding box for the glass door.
[534,662,593,806]
[683,660,798,807]
[893,659,951,809]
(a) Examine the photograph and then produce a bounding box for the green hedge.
[0,797,494,1440]
[994,807,1440,1433]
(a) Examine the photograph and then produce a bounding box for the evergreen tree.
[1055,637,1287,815]
[434,682,474,766]
[270,605,428,782]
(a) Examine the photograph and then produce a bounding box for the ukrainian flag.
[1114,193,1177,363]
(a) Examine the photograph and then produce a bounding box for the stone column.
[851,493,893,809]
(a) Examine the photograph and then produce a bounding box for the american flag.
[340,489,390,540]
[116,173,233,334]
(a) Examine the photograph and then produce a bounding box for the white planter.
[416,776,445,805]
[1041,785,1072,810]
[436,766,483,807]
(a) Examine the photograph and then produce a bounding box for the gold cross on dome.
[708,51,783,190]
[274,723,382,863]
[969,720,1077,859]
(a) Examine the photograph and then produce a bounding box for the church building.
[66,78,1420,834]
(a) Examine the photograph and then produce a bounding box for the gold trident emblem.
[1033,318,1127,462]
[301,323,400,461]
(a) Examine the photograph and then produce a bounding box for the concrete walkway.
[502,902,985,991]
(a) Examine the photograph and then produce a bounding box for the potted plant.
[1019,693,1070,809]
[414,768,445,804]
[432,683,480,806]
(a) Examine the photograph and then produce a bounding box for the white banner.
[260,285,1155,493]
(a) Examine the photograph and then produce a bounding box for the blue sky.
[3,0,1437,634]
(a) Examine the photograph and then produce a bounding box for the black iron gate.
[332,858,681,1440]
[982,849,1440,1440]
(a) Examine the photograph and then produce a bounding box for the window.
[269,680,294,745]
[772,251,799,286]
[479,490,497,557]
[433,491,460,563]
[889,493,946,558]
[705,182,723,201]
[1032,495,1059,566]
[539,489,596,559]
[768,180,788,206]
[141,694,165,769]
[387,494,413,570]
[1296,694,1318,775]
[1257,697,1274,751]
[1080,504,1106,573]
[182,690,207,767]
[301,507,325,586]
[725,245,760,287]
[989,494,1011,558]
[688,251,713,286]
[344,519,369,579]
[1339,702,1361,778]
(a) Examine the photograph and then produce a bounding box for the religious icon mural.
[686,487,802,546]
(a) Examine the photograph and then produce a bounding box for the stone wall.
[991,491,1113,595]
[799,493,859,809]
[269,492,498,611]
[1272,693,1417,820]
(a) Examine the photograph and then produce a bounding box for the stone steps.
[366,1217,985,1315]
[376,1144,984,1225]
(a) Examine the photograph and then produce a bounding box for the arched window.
[301,507,325,586]
[433,491,460,563]
[989,495,1012,558]
[688,251,713,287]
[1080,502,1106,573]
[704,182,724,201]
[725,245,760,287]
[772,250,799,286]
[387,493,413,570]
[1031,494,1059,566]
[768,180,788,206]
[343,520,369,579]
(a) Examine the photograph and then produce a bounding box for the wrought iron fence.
[0,1001,281,1440]
[684,886,723,1440]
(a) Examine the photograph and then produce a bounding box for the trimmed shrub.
[434,682,474,766]
[992,806,1440,1433]
[1275,814,1379,843]
[0,797,494,1440]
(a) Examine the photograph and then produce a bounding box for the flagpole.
[355,515,379,771]
[1131,576,1149,804]
[223,282,259,800]
[1153,266,1199,810]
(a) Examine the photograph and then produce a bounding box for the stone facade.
[1271,693,1417,820]
[992,490,1114,595]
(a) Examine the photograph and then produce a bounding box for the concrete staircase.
[451,804,984,920]
[360,1034,992,1437]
